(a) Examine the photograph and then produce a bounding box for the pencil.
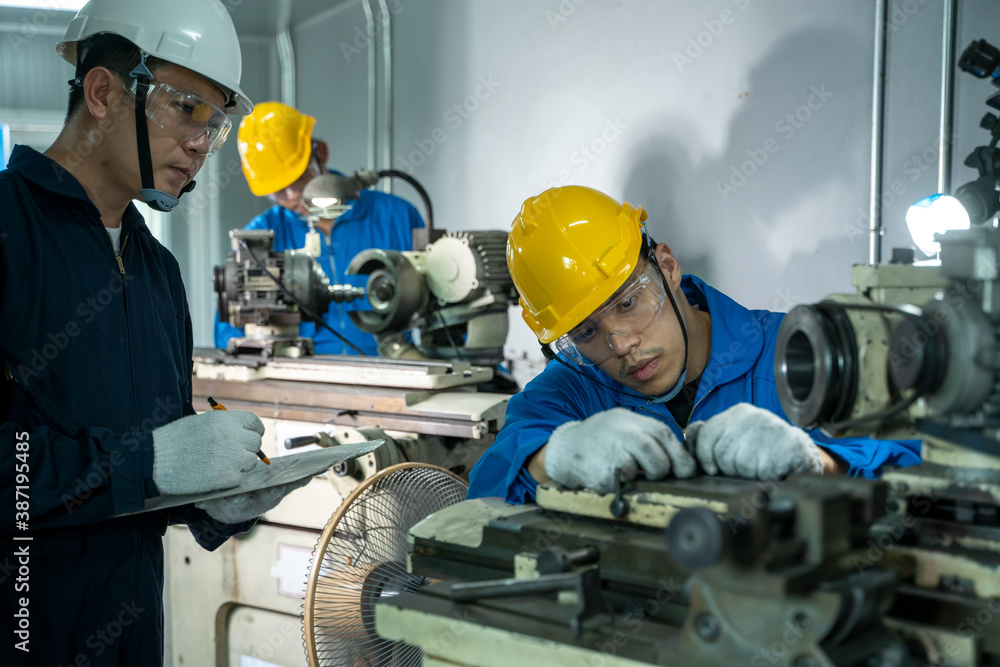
[207,396,271,465]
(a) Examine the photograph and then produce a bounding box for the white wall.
[328,0,996,367]
[304,0,1000,370]
[3,0,999,360]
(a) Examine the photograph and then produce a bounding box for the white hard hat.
[56,0,253,115]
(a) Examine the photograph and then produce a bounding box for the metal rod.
[276,0,296,108]
[362,0,377,171]
[377,0,394,193]
[939,0,958,194]
[450,572,581,601]
[537,546,600,574]
[869,0,888,265]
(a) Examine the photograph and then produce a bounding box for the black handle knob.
[284,435,319,450]
[666,507,728,570]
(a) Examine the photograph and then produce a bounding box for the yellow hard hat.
[237,102,316,196]
[508,186,648,344]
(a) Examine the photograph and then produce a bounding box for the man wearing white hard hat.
[0,1,304,664]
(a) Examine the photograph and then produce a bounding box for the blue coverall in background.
[215,180,424,356]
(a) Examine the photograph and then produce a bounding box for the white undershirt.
[106,225,122,253]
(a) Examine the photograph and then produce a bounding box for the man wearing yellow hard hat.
[215,101,425,355]
[467,186,921,503]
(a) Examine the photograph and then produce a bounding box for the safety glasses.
[126,80,232,156]
[266,156,323,206]
[554,263,668,365]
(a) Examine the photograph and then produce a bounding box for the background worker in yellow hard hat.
[467,186,922,503]
[214,101,425,355]
[0,1,309,665]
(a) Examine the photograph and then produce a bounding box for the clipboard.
[119,440,385,516]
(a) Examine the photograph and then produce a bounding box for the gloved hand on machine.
[686,403,825,480]
[544,407,698,494]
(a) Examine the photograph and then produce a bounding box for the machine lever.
[537,546,600,575]
[284,433,338,450]
[449,567,613,637]
[284,435,319,449]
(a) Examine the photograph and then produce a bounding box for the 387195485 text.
[12,430,31,653]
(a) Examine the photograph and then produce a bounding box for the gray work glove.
[152,410,265,495]
[195,476,312,524]
[686,403,824,480]
[544,407,697,494]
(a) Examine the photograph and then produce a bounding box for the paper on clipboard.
[119,440,384,516]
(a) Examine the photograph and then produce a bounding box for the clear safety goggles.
[126,81,232,156]
[554,263,667,366]
[267,156,323,206]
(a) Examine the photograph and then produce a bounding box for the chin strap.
[646,270,689,403]
[130,53,196,212]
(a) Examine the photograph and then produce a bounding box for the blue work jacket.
[214,180,424,355]
[468,275,923,504]
[0,146,251,665]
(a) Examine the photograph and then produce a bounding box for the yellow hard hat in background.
[507,185,647,344]
[237,101,316,196]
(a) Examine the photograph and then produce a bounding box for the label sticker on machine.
[240,655,285,667]
[271,544,313,598]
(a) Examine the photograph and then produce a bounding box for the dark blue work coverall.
[0,146,253,666]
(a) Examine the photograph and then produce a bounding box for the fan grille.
[304,464,468,666]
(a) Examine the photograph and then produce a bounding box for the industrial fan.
[303,462,468,666]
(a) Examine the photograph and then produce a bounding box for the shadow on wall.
[622,27,874,312]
